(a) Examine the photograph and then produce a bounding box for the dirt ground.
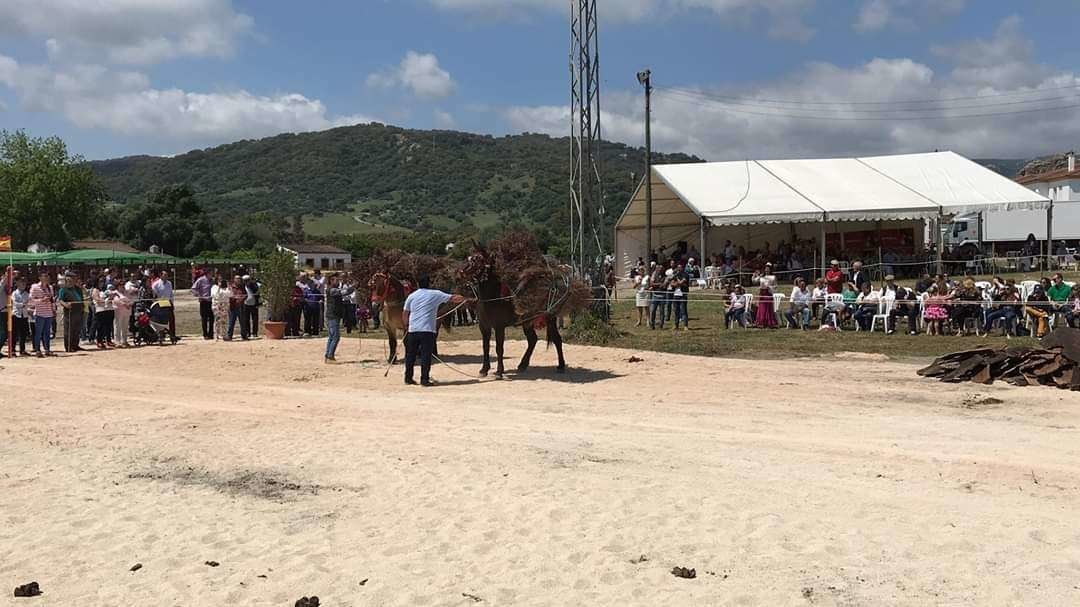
[2,338,1080,606]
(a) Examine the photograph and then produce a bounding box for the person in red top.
[28,271,57,357]
[825,259,845,294]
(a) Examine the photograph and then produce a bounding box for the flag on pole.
[0,235,10,252]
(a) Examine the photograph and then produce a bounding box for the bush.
[260,250,296,322]
[563,310,622,346]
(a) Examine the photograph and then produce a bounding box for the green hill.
[89,124,701,240]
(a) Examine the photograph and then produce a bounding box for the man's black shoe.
[421,379,437,387]
[405,379,417,385]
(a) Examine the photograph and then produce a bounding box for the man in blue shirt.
[402,275,468,386]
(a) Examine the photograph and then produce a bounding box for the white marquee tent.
[614,151,1050,272]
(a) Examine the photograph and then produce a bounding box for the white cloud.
[0,54,375,145]
[854,0,966,33]
[426,0,815,41]
[367,51,457,100]
[433,109,457,129]
[502,17,1080,161]
[0,0,253,65]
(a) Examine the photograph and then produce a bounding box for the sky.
[1,0,1079,161]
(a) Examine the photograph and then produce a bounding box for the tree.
[0,130,105,249]
[118,184,218,257]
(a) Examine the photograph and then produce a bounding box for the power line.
[661,85,1080,113]
[657,82,1080,107]
[658,88,1080,121]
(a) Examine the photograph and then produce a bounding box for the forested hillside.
[89,123,700,239]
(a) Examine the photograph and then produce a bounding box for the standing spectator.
[303,276,322,336]
[191,269,214,339]
[227,275,246,340]
[91,279,116,348]
[785,277,812,330]
[153,270,177,343]
[725,285,747,329]
[243,274,260,338]
[56,272,86,352]
[286,278,304,337]
[11,276,30,356]
[753,271,778,329]
[648,263,666,330]
[312,269,327,331]
[113,282,133,347]
[670,263,689,330]
[0,268,9,359]
[124,272,141,338]
[28,271,57,357]
[211,276,231,340]
[923,285,949,336]
[323,275,355,362]
[850,261,871,291]
[825,260,844,293]
[343,274,358,334]
[633,273,649,327]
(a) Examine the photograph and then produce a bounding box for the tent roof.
[619,151,1050,228]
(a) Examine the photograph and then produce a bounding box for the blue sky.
[1,0,1079,161]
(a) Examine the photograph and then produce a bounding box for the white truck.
[946,204,1080,249]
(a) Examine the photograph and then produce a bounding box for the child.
[923,284,949,336]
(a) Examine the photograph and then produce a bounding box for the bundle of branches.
[488,230,546,290]
[510,263,591,319]
[350,248,405,299]
[390,253,455,292]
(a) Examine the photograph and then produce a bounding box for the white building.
[277,243,352,270]
[1018,152,1078,202]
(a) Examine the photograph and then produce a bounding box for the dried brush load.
[512,264,591,320]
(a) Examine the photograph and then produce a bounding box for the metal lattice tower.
[569,0,604,282]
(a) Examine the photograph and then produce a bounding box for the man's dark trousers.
[199,300,214,338]
[65,307,84,351]
[404,331,436,384]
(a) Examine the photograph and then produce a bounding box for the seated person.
[887,283,918,335]
[852,282,879,331]
[983,285,1021,336]
[785,277,812,330]
[725,285,748,329]
[949,277,982,335]
[1025,284,1052,338]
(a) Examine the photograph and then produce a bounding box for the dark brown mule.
[458,250,566,379]
[368,272,411,363]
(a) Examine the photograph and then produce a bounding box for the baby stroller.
[134,300,173,345]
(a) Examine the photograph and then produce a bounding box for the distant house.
[1016,152,1079,202]
[277,243,352,270]
[71,239,139,253]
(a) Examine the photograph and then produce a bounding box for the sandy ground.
[2,338,1080,606]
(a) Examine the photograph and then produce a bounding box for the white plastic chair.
[772,293,786,313]
[1020,280,1039,302]
[742,293,754,328]
[870,297,895,332]
[823,293,845,329]
[974,280,991,292]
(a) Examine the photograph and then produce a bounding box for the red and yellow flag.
[0,235,11,252]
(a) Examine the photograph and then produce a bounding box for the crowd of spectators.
[626,247,1080,338]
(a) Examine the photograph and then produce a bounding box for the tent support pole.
[1047,196,1054,270]
[936,213,944,275]
[699,216,707,267]
[819,221,827,281]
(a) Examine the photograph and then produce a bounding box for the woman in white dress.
[634,274,650,327]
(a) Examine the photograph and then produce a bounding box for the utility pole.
[637,69,652,263]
